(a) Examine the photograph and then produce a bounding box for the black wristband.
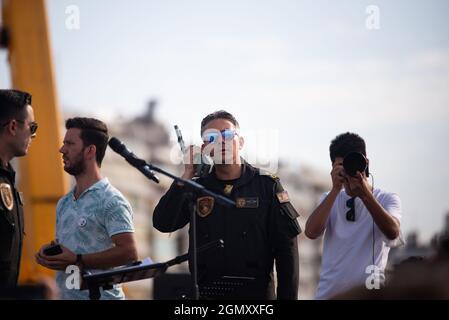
[76,254,84,268]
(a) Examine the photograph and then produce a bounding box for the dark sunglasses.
[202,129,238,144]
[2,119,38,135]
[16,120,38,135]
[346,197,355,222]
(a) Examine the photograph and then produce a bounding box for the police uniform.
[153,160,301,299]
[0,163,24,288]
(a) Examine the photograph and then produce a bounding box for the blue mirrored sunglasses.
[202,129,238,143]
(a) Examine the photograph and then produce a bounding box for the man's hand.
[345,173,401,240]
[180,145,197,181]
[345,171,372,201]
[35,242,76,271]
[331,162,345,192]
[305,162,344,239]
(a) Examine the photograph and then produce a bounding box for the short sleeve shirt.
[55,178,134,300]
[315,188,403,299]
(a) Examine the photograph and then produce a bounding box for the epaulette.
[259,169,280,181]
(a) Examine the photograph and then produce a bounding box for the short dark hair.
[0,89,32,125]
[65,117,109,166]
[200,110,239,134]
[329,132,366,163]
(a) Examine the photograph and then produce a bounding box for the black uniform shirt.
[0,163,24,288]
[153,160,301,299]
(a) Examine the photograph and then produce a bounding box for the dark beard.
[64,155,86,176]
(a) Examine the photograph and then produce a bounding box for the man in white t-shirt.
[305,132,403,299]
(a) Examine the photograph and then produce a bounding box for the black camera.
[343,152,369,177]
[43,244,63,256]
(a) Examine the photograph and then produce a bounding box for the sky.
[1,0,448,242]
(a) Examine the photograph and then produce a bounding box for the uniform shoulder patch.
[276,190,290,204]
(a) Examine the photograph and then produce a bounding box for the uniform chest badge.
[197,196,214,217]
[236,197,259,208]
[0,183,14,211]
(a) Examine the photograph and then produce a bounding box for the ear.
[238,136,244,150]
[6,120,18,136]
[85,145,97,161]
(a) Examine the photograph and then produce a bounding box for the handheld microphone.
[108,137,160,184]
[174,124,213,178]
[174,125,186,153]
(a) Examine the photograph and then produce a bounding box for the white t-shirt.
[315,188,403,300]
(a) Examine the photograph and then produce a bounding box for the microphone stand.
[128,158,235,300]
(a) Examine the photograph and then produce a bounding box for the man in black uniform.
[153,110,301,299]
[0,89,37,288]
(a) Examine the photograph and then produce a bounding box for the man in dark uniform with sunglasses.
[153,110,301,299]
[0,89,37,288]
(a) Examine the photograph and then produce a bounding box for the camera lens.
[343,152,367,177]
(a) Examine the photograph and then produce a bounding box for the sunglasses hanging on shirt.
[346,197,355,222]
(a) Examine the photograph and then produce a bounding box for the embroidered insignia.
[197,196,214,217]
[276,191,290,203]
[236,197,259,208]
[0,183,14,211]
